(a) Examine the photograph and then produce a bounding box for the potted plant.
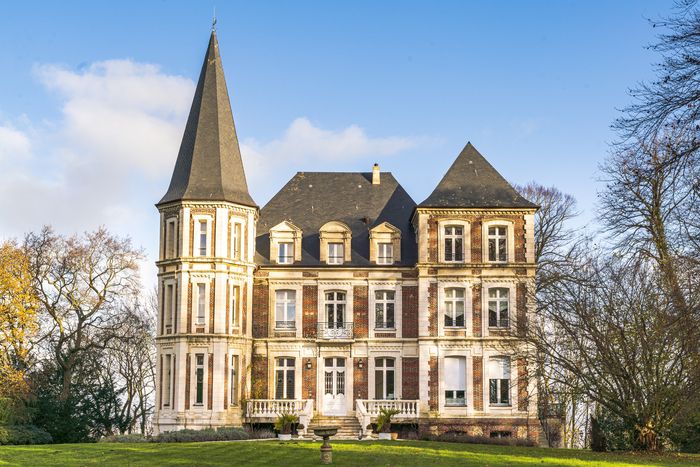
[274,413,299,441]
[375,408,400,440]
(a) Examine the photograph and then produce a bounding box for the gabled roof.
[256,172,417,266]
[158,31,255,207]
[419,142,536,209]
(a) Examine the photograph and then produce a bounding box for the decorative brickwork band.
[428,356,438,411]
[353,286,369,338]
[518,358,528,411]
[185,353,191,410]
[471,220,482,263]
[402,286,418,338]
[252,280,269,338]
[473,356,483,411]
[472,283,482,337]
[353,357,368,407]
[302,285,318,338]
[428,282,438,336]
[402,357,419,400]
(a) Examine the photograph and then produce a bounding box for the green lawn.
[0,440,698,466]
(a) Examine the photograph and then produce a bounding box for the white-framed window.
[165,218,177,258]
[163,354,173,408]
[328,243,344,264]
[489,358,511,406]
[374,290,395,329]
[377,243,393,264]
[488,288,510,328]
[443,288,465,328]
[444,226,464,262]
[324,291,346,328]
[231,221,242,260]
[230,284,240,328]
[275,357,295,399]
[374,357,395,399]
[198,220,208,257]
[230,355,238,406]
[196,283,206,325]
[444,356,466,406]
[278,242,294,264]
[275,290,296,329]
[195,353,205,405]
[488,226,508,262]
[164,282,176,333]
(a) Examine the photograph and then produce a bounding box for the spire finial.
[212,7,217,32]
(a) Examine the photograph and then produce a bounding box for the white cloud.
[0,125,31,161]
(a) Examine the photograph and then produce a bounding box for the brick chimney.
[372,163,380,185]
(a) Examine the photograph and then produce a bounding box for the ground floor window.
[374,357,395,399]
[230,355,238,406]
[195,354,205,405]
[488,358,511,405]
[275,357,295,399]
[444,356,466,406]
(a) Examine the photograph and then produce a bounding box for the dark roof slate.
[419,142,537,209]
[159,31,255,207]
[256,172,417,266]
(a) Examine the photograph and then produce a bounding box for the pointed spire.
[159,30,256,207]
[419,142,536,209]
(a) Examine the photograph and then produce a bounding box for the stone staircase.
[307,415,364,439]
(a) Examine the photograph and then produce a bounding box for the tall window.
[488,288,509,328]
[230,355,238,406]
[375,290,395,329]
[377,243,393,264]
[275,290,296,329]
[232,222,242,259]
[444,356,466,406]
[166,218,177,258]
[489,358,511,406]
[444,288,465,327]
[164,283,174,333]
[195,354,205,405]
[328,243,344,264]
[196,284,206,325]
[444,226,464,262]
[278,242,294,264]
[163,354,172,407]
[230,285,240,328]
[374,358,395,399]
[488,226,507,262]
[198,220,208,256]
[275,358,295,399]
[325,291,346,328]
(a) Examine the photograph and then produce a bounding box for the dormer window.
[488,226,508,262]
[278,242,294,264]
[377,243,393,264]
[369,222,401,265]
[328,243,344,265]
[444,226,463,262]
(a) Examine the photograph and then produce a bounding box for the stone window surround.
[162,277,178,334]
[191,214,213,258]
[319,221,352,264]
[317,283,354,327]
[437,280,474,336]
[164,216,178,259]
[228,279,243,331]
[190,346,209,410]
[269,221,303,265]
[437,219,471,264]
[368,350,402,400]
[368,282,403,339]
[369,222,402,264]
[481,281,517,337]
[482,219,515,264]
[190,277,211,332]
[268,282,304,338]
[230,216,245,260]
[228,351,241,407]
[161,349,175,411]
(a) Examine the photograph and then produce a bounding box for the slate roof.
[256,172,417,266]
[158,31,256,207]
[419,142,537,209]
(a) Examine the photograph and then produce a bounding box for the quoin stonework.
[154,30,540,442]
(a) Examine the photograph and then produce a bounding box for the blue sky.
[0,1,674,284]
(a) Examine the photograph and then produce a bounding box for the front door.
[322,357,347,415]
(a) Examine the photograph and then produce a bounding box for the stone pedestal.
[312,426,339,465]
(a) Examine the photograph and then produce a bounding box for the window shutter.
[444,357,465,390]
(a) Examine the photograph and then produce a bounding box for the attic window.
[319,221,352,265]
[369,222,401,265]
[269,221,302,265]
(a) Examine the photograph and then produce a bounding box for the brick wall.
[428,282,438,336]
[516,283,526,337]
[514,216,526,262]
[354,286,368,338]
[402,357,419,400]
[472,283,482,337]
[471,219,482,262]
[428,216,438,262]
[418,418,540,442]
[402,286,418,338]
[473,356,483,411]
[251,354,268,399]
[302,285,318,338]
[518,358,528,411]
[428,356,438,411]
[302,357,316,400]
[353,357,368,407]
[252,280,268,338]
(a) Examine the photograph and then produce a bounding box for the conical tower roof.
[159,31,256,207]
[419,142,536,209]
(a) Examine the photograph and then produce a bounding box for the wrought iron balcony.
[317,322,354,339]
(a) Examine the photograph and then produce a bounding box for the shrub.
[153,427,250,443]
[274,413,299,434]
[244,426,276,439]
[99,433,149,443]
[0,425,53,445]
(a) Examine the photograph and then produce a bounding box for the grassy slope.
[0,440,698,466]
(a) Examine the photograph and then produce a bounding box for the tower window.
[165,218,177,258]
[198,220,208,256]
[488,226,508,262]
[444,226,464,262]
[196,284,206,325]
[195,354,205,405]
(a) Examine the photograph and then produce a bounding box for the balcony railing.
[246,399,314,436]
[317,322,353,339]
[356,399,419,437]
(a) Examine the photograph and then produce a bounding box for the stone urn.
[312,426,339,464]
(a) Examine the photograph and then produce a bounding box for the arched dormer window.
[319,221,351,265]
[369,222,401,265]
[269,221,302,265]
